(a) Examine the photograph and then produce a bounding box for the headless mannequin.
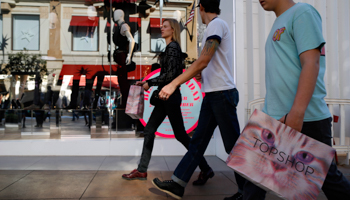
[113,9,135,108]
[113,9,135,64]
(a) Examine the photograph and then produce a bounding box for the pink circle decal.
[139,69,204,138]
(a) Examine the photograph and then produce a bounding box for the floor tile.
[147,156,169,171]
[158,171,237,197]
[164,156,232,172]
[26,156,106,170]
[221,171,238,185]
[81,171,166,198]
[163,156,184,172]
[0,156,348,200]
[204,156,233,172]
[98,156,142,171]
[0,156,44,170]
[23,199,79,200]
[29,170,97,175]
[99,156,168,171]
[0,174,26,191]
[0,173,95,199]
[0,170,32,175]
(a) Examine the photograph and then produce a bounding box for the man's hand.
[159,82,177,100]
[142,82,150,91]
[279,48,321,132]
[278,110,304,132]
[195,73,202,82]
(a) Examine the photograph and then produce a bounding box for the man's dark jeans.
[171,88,246,191]
[243,117,350,200]
[137,89,211,173]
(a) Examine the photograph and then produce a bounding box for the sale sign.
[140,69,204,138]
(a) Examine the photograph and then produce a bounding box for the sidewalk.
[0,156,349,200]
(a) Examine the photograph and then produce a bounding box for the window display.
[0,15,3,51]
[0,0,197,141]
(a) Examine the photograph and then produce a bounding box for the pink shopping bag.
[125,85,144,119]
[226,109,335,200]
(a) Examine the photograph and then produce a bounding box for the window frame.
[70,16,100,52]
[12,14,41,51]
[0,14,3,51]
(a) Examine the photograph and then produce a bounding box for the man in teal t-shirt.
[243,1,350,200]
[262,1,330,122]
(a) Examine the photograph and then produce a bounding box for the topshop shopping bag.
[226,109,335,200]
[125,85,144,119]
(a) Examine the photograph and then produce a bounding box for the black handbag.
[126,61,136,72]
[150,89,160,106]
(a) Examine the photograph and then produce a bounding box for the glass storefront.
[0,0,199,141]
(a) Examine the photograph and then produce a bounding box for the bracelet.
[284,113,288,124]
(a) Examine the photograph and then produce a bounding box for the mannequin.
[113,9,135,65]
[112,9,135,108]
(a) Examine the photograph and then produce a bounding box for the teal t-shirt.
[262,3,331,122]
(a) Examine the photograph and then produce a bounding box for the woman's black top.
[146,41,183,90]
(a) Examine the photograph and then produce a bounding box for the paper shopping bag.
[125,85,144,119]
[226,109,335,200]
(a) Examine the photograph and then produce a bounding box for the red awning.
[150,18,164,28]
[59,64,152,82]
[107,17,141,27]
[70,16,99,27]
[69,76,119,88]
[128,65,152,80]
[130,17,141,27]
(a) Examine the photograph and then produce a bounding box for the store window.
[0,15,3,50]
[12,15,40,51]
[149,18,166,53]
[129,17,141,52]
[106,17,141,52]
[70,16,99,52]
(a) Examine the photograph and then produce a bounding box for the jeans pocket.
[224,89,239,108]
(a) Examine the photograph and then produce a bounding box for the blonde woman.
[122,19,214,185]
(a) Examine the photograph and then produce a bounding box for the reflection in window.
[70,16,99,52]
[150,29,165,53]
[149,18,165,53]
[129,17,141,52]
[13,15,40,51]
[106,17,141,52]
[0,15,3,50]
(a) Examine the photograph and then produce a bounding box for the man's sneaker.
[122,169,147,180]
[24,104,40,110]
[152,178,184,200]
[192,167,214,185]
[224,192,243,200]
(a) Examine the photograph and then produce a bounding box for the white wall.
[214,0,236,161]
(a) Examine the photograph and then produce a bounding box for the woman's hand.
[136,81,146,86]
[195,73,202,82]
[159,83,176,101]
[142,82,150,91]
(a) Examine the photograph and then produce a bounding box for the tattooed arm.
[159,39,220,99]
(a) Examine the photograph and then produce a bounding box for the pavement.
[0,156,349,200]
